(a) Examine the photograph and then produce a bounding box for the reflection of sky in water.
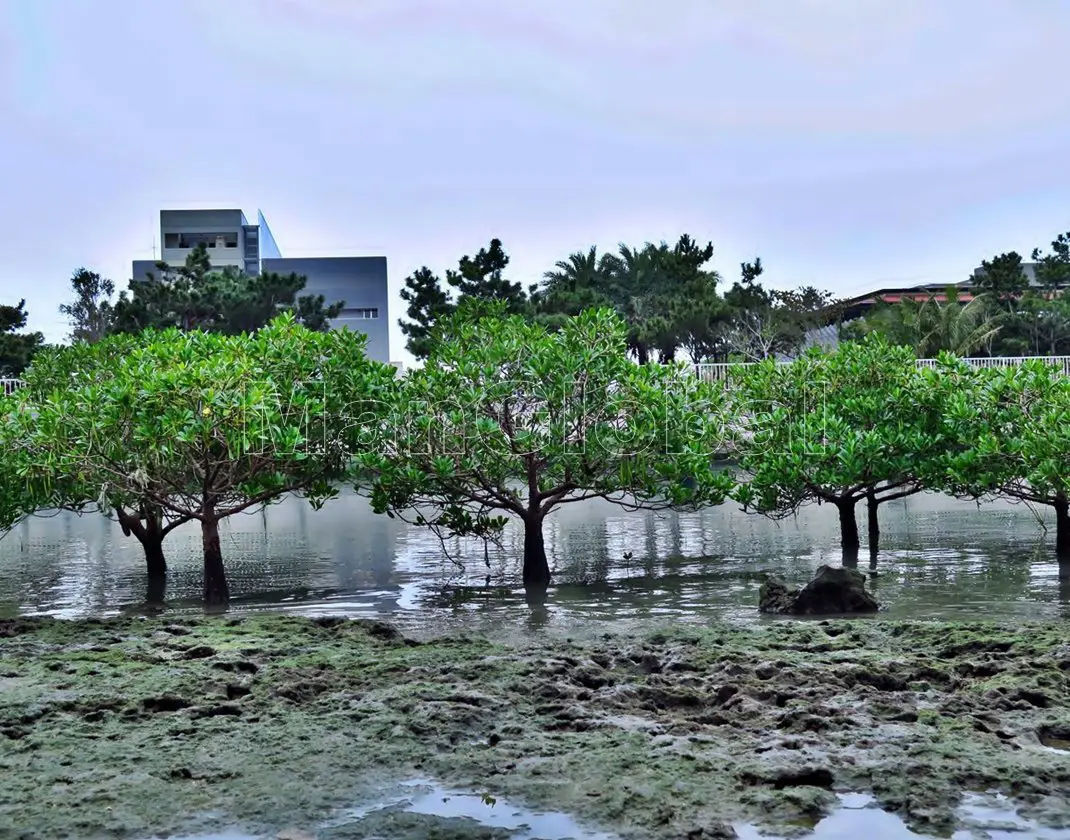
[157,789,1070,840]
[1,490,1069,636]
[733,792,1070,840]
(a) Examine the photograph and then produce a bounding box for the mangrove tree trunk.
[1055,494,1070,560]
[522,514,551,591]
[145,574,166,605]
[866,487,880,561]
[201,515,229,606]
[142,537,167,580]
[836,497,860,565]
[117,506,168,580]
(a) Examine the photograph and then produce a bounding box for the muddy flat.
[1,615,1069,839]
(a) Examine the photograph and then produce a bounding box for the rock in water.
[758,565,879,615]
[758,577,799,613]
[794,565,879,614]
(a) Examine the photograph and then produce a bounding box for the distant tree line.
[399,236,838,363]
[3,243,346,375]
[17,225,1070,376]
[842,231,1070,357]
[402,228,1070,364]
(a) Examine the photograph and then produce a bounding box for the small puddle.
[324,779,618,838]
[735,792,1070,840]
[1039,724,1070,753]
[158,779,619,840]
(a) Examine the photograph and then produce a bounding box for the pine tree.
[0,299,44,377]
[59,268,115,342]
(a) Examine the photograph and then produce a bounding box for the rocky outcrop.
[759,565,879,615]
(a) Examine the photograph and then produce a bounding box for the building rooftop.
[832,261,1056,321]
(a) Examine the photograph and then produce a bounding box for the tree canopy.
[734,335,946,560]
[934,358,1070,557]
[111,244,343,336]
[399,238,536,359]
[974,251,1029,311]
[0,299,45,377]
[539,235,722,364]
[59,268,116,343]
[6,332,183,588]
[4,314,396,604]
[362,302,734,590]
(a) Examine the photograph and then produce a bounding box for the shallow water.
[157,788,1070,840]
[330,778,618,839]
[747,792,1070,840]
[156,779,619,840]
[2,490,1069,638]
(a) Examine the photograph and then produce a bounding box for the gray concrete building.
[131,208,390,362]
[261,256,389,362]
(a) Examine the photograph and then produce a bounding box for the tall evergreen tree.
[445,238,531,306]
[59,268,115,343]
[0,299,44,377]
[1031,231,1070,292]
[1021,231,1070,355]
[399,239,533,359]
[974,251,1028,311]
[399,267,454,359]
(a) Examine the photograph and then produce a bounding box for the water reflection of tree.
[7,491,1070,624]
[303,492,401,600]
[1059,562,1070,619]
[552,518,611,584]
[553,511,701,585]
[524,587,550,631]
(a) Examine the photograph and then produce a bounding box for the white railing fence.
[694,355,1070,383]
[5,357,1070,394]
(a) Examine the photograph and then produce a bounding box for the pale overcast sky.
[2,0,1069,363]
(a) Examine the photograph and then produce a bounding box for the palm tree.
[539,246,615,318]
[544,244,661,363]
[542,246,608,296]
[601,244,663,363]
[915,288,1003,357]
[844,287,1002,358]
[540,237,720,364]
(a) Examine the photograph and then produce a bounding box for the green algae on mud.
[1,615,1070,840]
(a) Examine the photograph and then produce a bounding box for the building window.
[349,308,379,319]
[166,232,240,249]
